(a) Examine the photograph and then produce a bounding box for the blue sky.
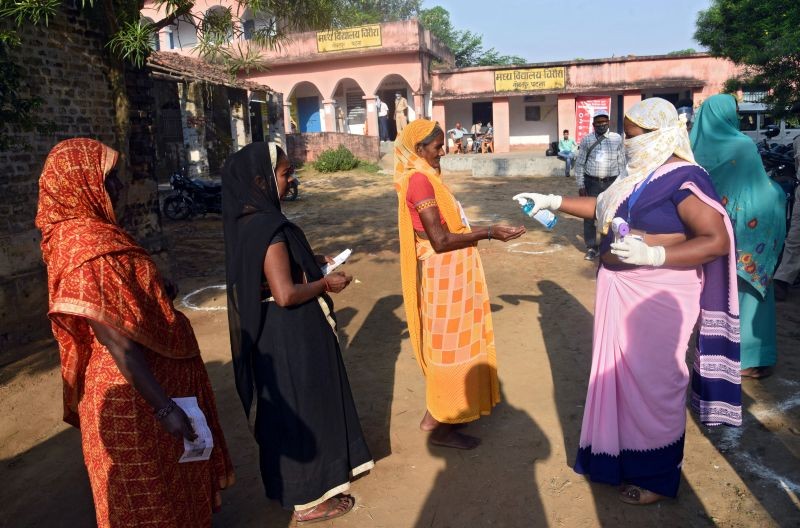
[422,0,713,63]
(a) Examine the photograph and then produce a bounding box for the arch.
[375,73,415,139]
[288,82,324,133]
[202,5,233,43]
[241,8,275,41]
[141,16,159,51]
[330,78,367,134]
[167,15,197,50]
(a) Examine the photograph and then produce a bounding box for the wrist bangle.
[487,226,492,240]
[322,276,331,292]
[154,400,176,420]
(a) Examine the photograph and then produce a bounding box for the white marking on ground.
[715,391,800,501]
[507,242,564,255]
[180,284,227,312]
[749,394,800,420]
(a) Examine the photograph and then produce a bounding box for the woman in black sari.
[222,142,373,523]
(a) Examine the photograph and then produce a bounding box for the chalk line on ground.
[180,284,227,312]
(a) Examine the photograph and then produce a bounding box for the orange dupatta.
[35,138,199,426]
[393,120,469,373]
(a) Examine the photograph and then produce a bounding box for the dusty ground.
[2,165,800,528]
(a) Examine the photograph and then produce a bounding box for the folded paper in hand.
[321,249,352,276]
[173,397,214,463]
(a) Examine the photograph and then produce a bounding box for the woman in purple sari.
[514,98,742,505]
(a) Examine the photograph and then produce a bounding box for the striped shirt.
[575,131,627,188]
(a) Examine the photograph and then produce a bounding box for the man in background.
[395,92,408,135]
[558,129,578,177]
[574,109,626,260]
[377,96,389,142]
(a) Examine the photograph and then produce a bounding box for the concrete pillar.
[432,100,446,130]
[283,101,293,134]
[322,99,336,133]
[230,98,248,152]
[158,29,171,51]
[623,90,642,114]
[178,81,209,179]
[492,97,510,153]
[557,94,577,138]
[412,92,425,121]
[363,95,378,137]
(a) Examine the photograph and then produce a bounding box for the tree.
[695,0,800,116]
[332,0,421,26]
[418,6,525,68]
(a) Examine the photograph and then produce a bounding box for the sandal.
[294,495,355,524]
[619,485,666,505]
[741,367,773,379]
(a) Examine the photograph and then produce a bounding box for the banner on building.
[494,67,565,92]
[575,96,611,144]
[317,24,382,53]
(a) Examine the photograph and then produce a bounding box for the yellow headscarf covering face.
[393,119,468,372]
[595,97,696,234]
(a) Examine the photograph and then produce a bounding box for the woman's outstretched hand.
[490,225,526,242]
[325,271,352,293]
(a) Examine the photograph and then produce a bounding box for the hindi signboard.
[494,67,566,92]
[316,24,382,53]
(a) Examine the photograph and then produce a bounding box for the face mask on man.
[594,123,609,135]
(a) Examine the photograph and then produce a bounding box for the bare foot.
[420,411,468,432]
[294,495,354,524]
[429,424,481,450]
[419,410,438,432]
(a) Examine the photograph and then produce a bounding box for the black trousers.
[583,175,617,249]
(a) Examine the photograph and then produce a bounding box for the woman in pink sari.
[514,98,742,504]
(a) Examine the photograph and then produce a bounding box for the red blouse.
[406,172,447,231]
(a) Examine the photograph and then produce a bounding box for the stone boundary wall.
[285,133,380,166]
[0,5,162,345]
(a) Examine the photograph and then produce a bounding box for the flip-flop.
[619,485,666,506]
[741,367,773,379]
[294,495,355,524]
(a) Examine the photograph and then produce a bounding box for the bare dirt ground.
[2,165,800,528]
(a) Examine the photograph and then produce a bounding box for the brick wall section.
[285,133,380,165]
[0,5,164,345]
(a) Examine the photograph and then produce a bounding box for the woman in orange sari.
[35,138,234,527]
[394,120,525,449]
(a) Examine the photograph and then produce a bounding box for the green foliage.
[0,0,62,26]
[108,19,155,68]
[695,0,800,116]
[331,0,420,26]
[313,145,360,172]
[418,6,525,67]
[357,159,380,172]
[666,48,697,56]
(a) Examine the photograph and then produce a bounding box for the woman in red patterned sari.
[35,138,234,527]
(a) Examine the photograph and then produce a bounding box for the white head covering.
[595,97,695,234]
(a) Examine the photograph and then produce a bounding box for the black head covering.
[222,142,323,416]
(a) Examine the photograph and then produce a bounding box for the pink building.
[140,4,740,153]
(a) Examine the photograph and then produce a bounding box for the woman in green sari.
[690,94,786,378]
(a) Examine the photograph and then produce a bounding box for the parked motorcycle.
[283,176,299,201]
[759,127,797,232]
[162,170,222,220]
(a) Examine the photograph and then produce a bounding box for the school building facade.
[139,5,739,154]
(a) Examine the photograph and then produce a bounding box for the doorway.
[297,96,321,133]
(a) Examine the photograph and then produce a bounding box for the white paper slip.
[173,397,214,463]
[321,248,352,276]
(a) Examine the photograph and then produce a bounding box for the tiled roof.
[147,51,273,92]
